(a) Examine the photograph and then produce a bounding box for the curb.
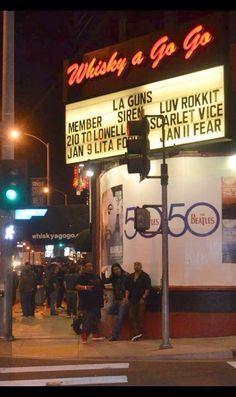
[0,350,232,362]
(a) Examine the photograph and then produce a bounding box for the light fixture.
[86,169,94,177]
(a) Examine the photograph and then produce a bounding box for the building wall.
[99,155,236,287]
[99,155,236,336]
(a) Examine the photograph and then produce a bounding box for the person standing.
[12,269,19,306]
[101,263,130,341]
[64,264,79,318]
[19,264,36,317]
[125,261,151,341]
[48,264,60,315]
[75,262,106,344]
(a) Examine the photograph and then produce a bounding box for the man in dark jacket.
[75,262,105,344]
[64,264,79,318]
[48,264,60,315]
[125,261,151,341]
[102,263,129,341]
[19,264,37,317]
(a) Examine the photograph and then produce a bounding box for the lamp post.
[145,114,172,349]
[24,133,50,206]
[86,169,94,224]
[43,187,68,206]
[54,188,68,206]
[10,131,50,206]
[86,168,94,263]
[0,11,15,341]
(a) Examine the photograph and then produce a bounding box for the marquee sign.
[65,65,225,164]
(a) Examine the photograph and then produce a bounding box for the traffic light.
[134,206,151,231]
[0,160,28,209]
[126,118,150,181]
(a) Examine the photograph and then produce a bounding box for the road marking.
[0,362,129,373]
[227,361,236,369]
[0,375,128,386]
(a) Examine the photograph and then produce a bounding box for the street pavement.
[0,303,236,362]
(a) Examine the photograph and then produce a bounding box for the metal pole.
[0,213,14,340]
[88,177,92,224]
[23,133,49,205]
[0,10,15,340]
[88,174,96,265]
[160,121,172,349]
[53,189,68,205]
[46,143,50,206]
[1,11,14,160]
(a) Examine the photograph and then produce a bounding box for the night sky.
[2,10,213,205]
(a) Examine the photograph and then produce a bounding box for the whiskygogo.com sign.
[65,65,225,164]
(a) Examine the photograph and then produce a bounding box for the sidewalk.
[0,304,235,362]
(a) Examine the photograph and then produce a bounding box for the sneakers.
[131,333,143,341]
[81,333,87,344]
[91,333,106,341]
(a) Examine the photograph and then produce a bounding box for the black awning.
[16,204,89,246]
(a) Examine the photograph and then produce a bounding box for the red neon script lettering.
[183,25,213,60]
[131,50,145,65]
[149,36,177,69]
[67,51,127,86]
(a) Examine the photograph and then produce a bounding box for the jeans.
[50,290,58,314]
[20,291,33,316]
[129,301,146,335]
[66,291,77,315]
[107,300,129,339]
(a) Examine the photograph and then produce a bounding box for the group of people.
[76,261,151,344]
[16,259,152,344]
[17,261,82,318]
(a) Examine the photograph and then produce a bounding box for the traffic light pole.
[0,11,15,340]
[0,211,14,340]
[159,125,172,349]
[145,115,172,350]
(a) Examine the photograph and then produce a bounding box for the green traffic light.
[5,189,18,201]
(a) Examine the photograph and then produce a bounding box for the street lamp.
[43,187,68,206]
[10,130,50,205]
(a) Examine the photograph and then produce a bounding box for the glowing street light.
[10,130,50,205]
[43,187,68,206]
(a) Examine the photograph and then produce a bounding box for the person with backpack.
[75,262,106,344]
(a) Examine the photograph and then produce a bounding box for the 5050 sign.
[124,202,220,240]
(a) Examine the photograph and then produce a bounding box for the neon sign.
[67,25,213,87]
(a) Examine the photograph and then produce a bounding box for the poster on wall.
[222,177,236,263]
[101,184,123,269]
